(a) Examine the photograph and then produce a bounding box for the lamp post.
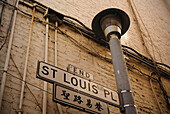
[92,8,138,114]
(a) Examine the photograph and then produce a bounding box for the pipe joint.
[121,90,132,93]
[124,104,137,108]
[16,108,23,113]
[121,90,135,96]
[33,3,38,7]
[104,25,121,41]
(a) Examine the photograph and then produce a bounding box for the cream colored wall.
[36,0,170,65]
[0,0,169,114]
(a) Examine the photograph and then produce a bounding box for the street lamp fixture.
[92,8,138,114]
[92,8,130,41]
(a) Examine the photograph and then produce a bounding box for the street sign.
[53,83,108,114]
[36,61,119,106]
[67,64,94,80]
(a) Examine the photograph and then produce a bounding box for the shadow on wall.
[165,0,170,5]
[165,0,170,10]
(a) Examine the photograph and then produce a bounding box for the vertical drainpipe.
[43,17,49,114]
[0,0,19,110]
[55,22,58,66]
[18,6,36,114]
[55,22,63,114]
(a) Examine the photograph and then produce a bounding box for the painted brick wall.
[0,0,169,114]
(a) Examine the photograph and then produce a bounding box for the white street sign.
[53,84,108,114]
[36,61,119,106]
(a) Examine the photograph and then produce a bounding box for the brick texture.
[0,0,169,114]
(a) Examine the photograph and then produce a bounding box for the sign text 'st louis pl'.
[36,61,119,106]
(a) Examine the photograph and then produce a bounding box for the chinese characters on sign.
[53,84,108,114]
[61,90,70,100]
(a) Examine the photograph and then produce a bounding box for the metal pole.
[55,21,63,114]
[18,6,36,114]
[43,17,49,114]
[0,0,19,110]
[108,34,138,114]
[91,8,137,114]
